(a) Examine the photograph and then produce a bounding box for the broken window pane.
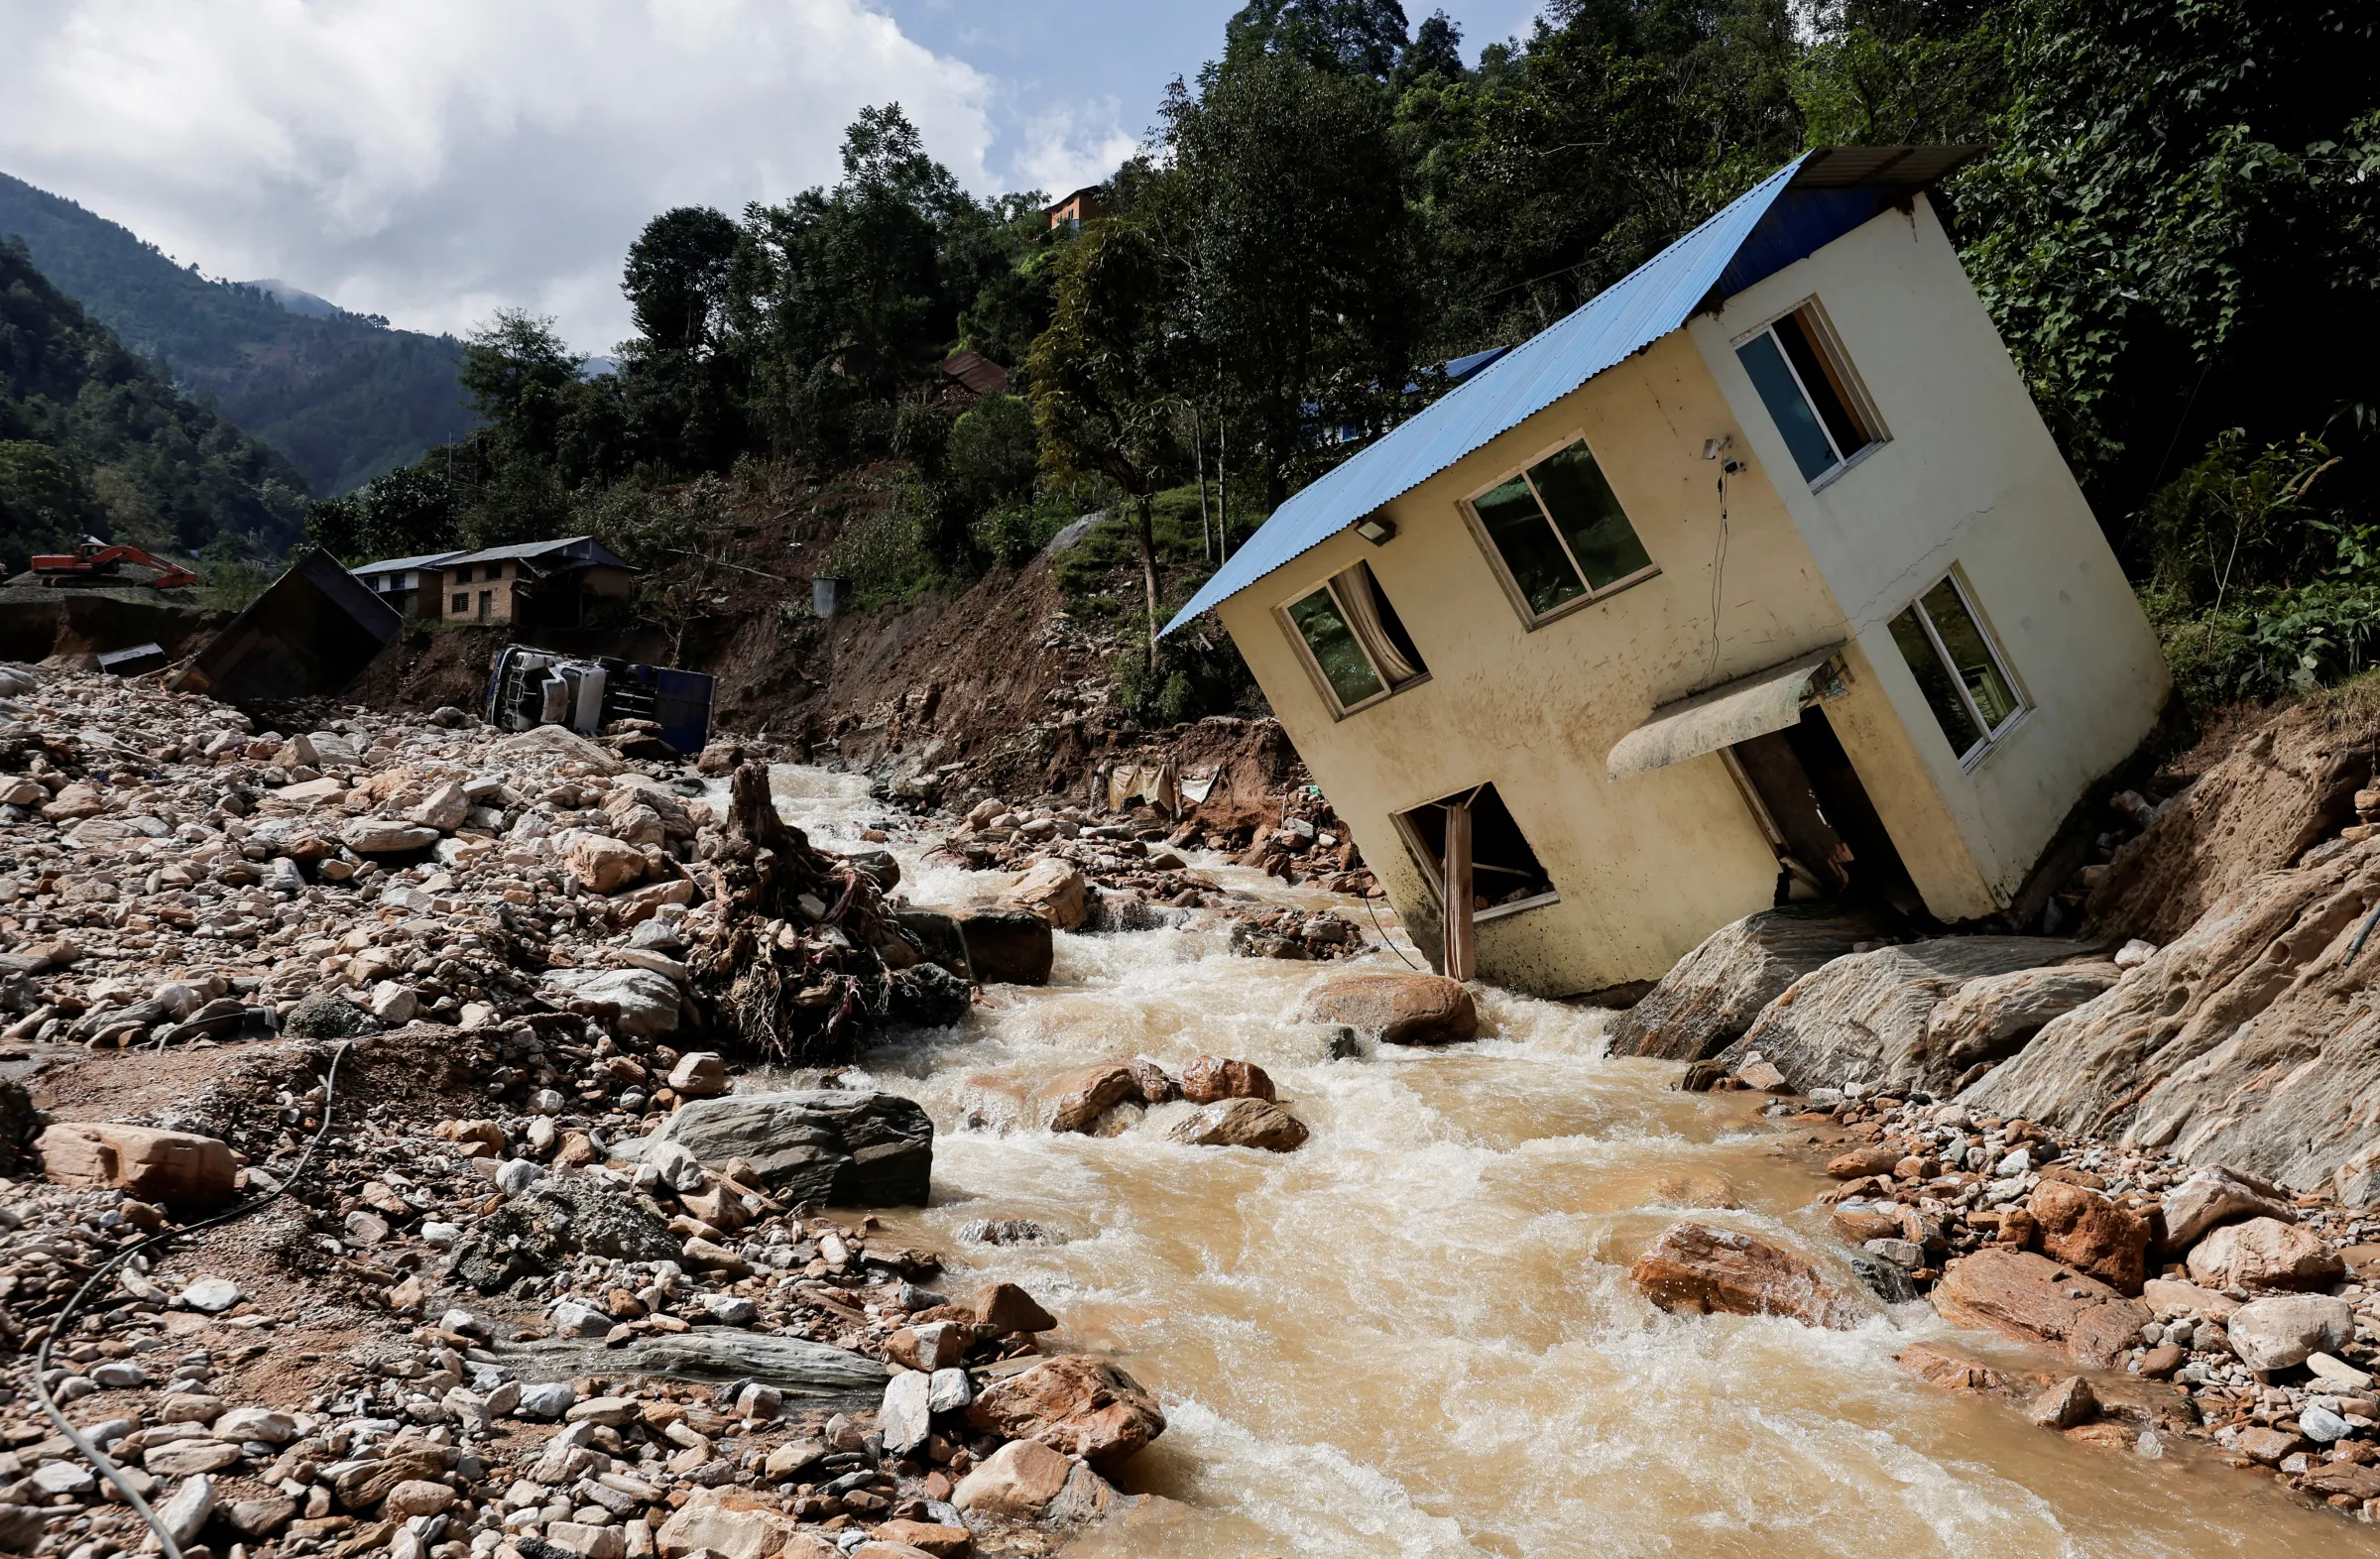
[1288,586,1386,710]
[1921,578,2019,730]
[1395,781,1556,914]
[1531,441,1653,590]
[1473,475,1584,617]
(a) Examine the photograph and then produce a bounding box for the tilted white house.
[1165,147,2169,998]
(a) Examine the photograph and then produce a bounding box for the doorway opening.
[1724,706,1922,915]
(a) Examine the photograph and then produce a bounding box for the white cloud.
[1012,98,1139,201]
[0,0,1000,351]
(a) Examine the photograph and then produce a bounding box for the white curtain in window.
[1334,565,1419,686]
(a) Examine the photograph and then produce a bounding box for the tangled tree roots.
[686,761,926,1065]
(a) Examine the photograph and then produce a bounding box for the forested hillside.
[0,239,310,570]
[316,0,2380,719]
[0,171,474,496]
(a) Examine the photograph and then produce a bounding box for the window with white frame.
[1464,437,1656,625]
[1889,573,2024,764]
[1735,302,1883,486]
[1280,560,1429,716]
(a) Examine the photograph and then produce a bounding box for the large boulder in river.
[1716,937,2098,1095]
[960,906,1055,985]
[1967,839,2380,1197]
[966,1355,1166,1471]
[1299,972,1476,1045]
[1003,858,1088,930]
[1930,1248,2149,1368]
[1168,1098,1308,1152]
[1037,1064,1137,1134]
[1627,1221,1867,1329]
[1606,905,1892,1061]
[646,1091,932,1206]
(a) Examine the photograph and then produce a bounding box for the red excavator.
[28,540,198,589]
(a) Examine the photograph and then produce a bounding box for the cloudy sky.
[0,0,1542,354]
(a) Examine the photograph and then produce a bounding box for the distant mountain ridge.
[0,171,477,495]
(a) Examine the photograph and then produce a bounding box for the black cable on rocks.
[1365,888,1422,972]
[29,1039,356,1559]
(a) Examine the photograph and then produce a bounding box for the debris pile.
[0,662,1172,1558]
[1645,1075,2380,1513]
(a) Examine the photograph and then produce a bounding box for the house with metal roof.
[1167,146,2168,999]
[355,536,637,629]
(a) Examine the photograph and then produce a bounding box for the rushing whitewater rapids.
[759,765,2373,1556]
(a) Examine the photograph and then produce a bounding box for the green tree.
[1029,219,1185,655]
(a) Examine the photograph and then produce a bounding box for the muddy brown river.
[763,768,2373,1557]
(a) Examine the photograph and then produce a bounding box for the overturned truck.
[485,645,715,758]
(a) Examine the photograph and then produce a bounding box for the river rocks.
[1298,972,1477,1045]
[1180,1055,1275,1103]
[644,1090,934,1205]
[952,1437,1075,1517]
[1037,1064,1137,1134]
[2028,1180,2151,1295]
[1930,1249,2149,1368]
[966,1355,1166,1471]
[958,906,1054,985]
[1967,839,2380,1195]
[1717,937,2098,1095]
[1168,1098,1309,1152]
[1627,1221,1866,1329]
[2183,1217,2343,1291]
[2225,1294,2356,1372]
[565,831,648,895]
[37,1122,236,1209]
[2160,1165,2297,1250]
[1003,858,1088,930]
[449,1172,681,1290]
[655,1492,814,1559]
[881,1369,933,1454]
[2029,1375,2098,1429]
[282,990,377,1039]
[1607,904,1893,1061]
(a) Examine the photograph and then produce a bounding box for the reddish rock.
[950,1438,1073,1517]
[975,1281,1056,1335]
[1123,1057,1177,1104]
[1826,1143,1906,1179]
[1037,1064,1137,1134]
[1626,1221,1866,1330]
[2028,1375,2097,1428]
[38,1122,235,1210]
[1896,1342,2003,1392]
[966,1355,1166,1471]
[1166,1098,1309,1152]
[1930,1248,2150,1368]
[866,1520,970,1558]
[2027,1179,2151,1295]
[1298,973,1477,1045]
[1180,1055,1275,1104]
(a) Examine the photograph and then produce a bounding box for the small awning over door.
[1606,645,1848,780]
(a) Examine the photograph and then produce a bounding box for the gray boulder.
[2226,1293,2355,1373]
[1606,905,1893,1061]
[449,1172,680,1292]
[283,991,377,1040]
[646,1090,932,1206]
[1718,937,2098,1094]
[542,967,680,1039]
[2160,1165,2297,1252]
[889,964,971,1027]
[1921,961,2122,1087]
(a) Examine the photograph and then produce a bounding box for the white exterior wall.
[1689,192,2169,903]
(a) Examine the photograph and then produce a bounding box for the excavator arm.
[28,540,199,589]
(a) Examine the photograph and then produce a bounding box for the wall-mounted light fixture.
[1354,513,1397,545]
[1703,435,1744,474]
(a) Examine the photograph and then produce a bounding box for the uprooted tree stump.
[685,762,965,1063]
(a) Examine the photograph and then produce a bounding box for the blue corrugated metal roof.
[1161,153,1812,636]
